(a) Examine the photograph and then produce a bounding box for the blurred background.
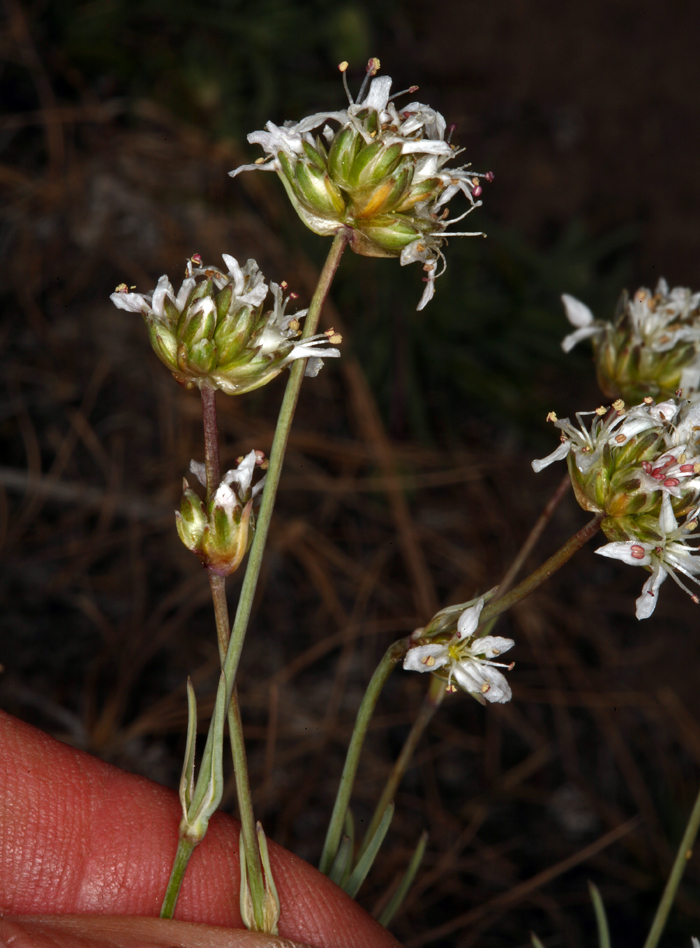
[2,0,700,945]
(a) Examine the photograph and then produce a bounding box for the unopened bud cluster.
[111,254,340,395]
[231,59,491,310]
[561,279,700,403]
[534,397,700,617]
[176,451,266,576]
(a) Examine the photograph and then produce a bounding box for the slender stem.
[209,573,266,930]
[160,837,196,919]
[478,512,604,628]
[359,677,445,860]
[201,384,220,501]
[222,231,348,697]
[642,780,700,948]
[319,636,411,875]
[498,472,571,598]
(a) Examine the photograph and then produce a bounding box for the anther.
[630,544,646,560]
[422,655,436,667]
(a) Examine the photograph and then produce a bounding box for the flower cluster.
[111,254,341,395]
[533,396,700,617]
[176,450,266,575]
[230,59,491,310]
[404,596,514,703]
[561,279,700,403]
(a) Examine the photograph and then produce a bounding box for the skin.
[0,712,401,948]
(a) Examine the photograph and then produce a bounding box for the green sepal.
[215,284,234,321]
[328,126,363,187]
[295,162,346,217]
[163,293,181,326]
[185,338,217,374]
[302,139,327,171]
[359,214,422,252]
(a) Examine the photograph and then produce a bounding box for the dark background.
[2,1,700,945]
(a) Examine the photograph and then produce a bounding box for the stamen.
[338,61,353,104]
[389,85,419,101]
[421,655,436,667]
[357,57,381,103]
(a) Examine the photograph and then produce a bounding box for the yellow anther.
[480,682,490,694]
[338,61,349,72]
[612,399,625,412]
[595,406,607,416]
[114,283,128,293]
[422,655,436,667]
[255,157,266,165]
[546,411,558,422]
[644,396,654,404]
[446,683,458,693]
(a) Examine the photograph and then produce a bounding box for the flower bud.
[175,451,266,576]
[230,60,491,310]
[111,254,340,395]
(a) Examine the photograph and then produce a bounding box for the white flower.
[596,494,700,618]
[404,598,514,703]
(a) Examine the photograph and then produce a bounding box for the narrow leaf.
[343,802,394,899]
[377,829,428,927]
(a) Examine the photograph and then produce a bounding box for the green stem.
[160,837,196,919]
[319,636,411,875]
[497,472,571,599]
[359,677,445,860]
[478,512,604,628]
[642,780,700,948]
[209,572,266,931]
[222,231,348,698]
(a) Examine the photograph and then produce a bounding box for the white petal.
[175,277,196,312]
[304,357,324,377]
[635,565,667,619]
[649,399,679,424]
[470,635,514,659]
[224,450,257,496]
[212,481,237,510]
[456,598,485,639]
[561,325,603,353]
[453,662,512,703]
[222,254,244,291]
[152,275,175,319]
[416,268,436,311]
[595,541,651,567]
[189,459,207,487]
[531,441,571,473]
[363,76,393,111]
[403,644,449,673]
[561,294,594,328]
[659,492,678,534]
[110,292,151,313]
